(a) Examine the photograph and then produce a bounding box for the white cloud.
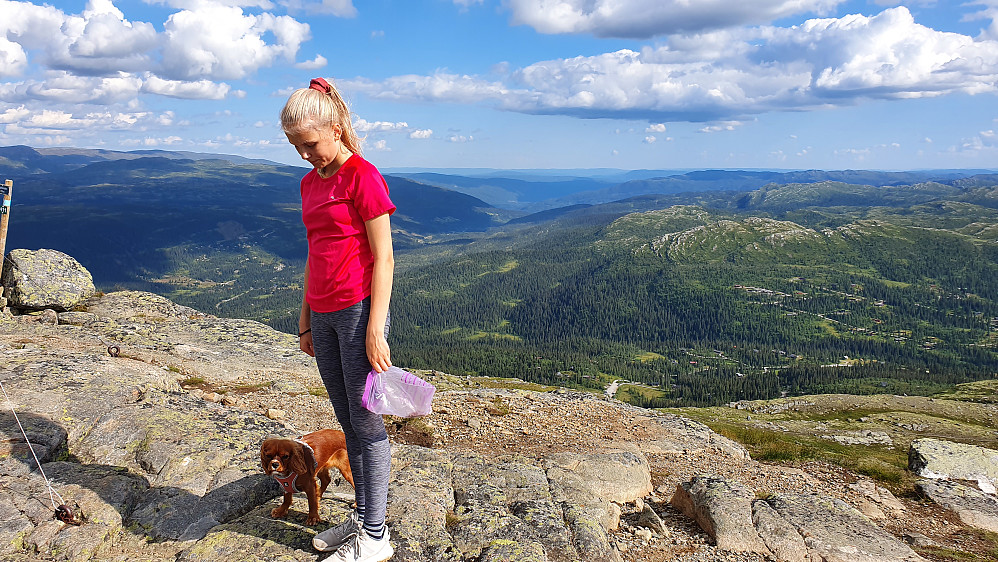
[142,75,230,99]
[506,0,843,38]
[699,121,743,133]
[371,139,389,150]
[409,128,433,139]
[965,0,998,41]
[295,54,327,70]
[0,0,311,103]
[346,7,998,123]
[447,134,473,142]
[161,5,309,80]
[0,105,29,123]
[1,107,170,136]
[0,73,144,104]
[835,147,872,158]
[0,0,157,77]
[646,123,667,133]
[644,135,656,143]
[353,119,409,132]
[121,135,184,146]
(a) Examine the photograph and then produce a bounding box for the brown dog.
[260,429,354,525]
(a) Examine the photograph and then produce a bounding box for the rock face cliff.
[0,253,992,561]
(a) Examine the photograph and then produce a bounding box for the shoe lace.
[340,532,361,561]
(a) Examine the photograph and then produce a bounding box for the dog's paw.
[270,507,288,519]
[305,514,322,526]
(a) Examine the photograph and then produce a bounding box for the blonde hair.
[281,79,363,155]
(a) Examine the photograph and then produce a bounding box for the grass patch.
[466,331,522,342]
[634,351,665,362]
[673,406,923,494]
[935,380,998,404]
[230,382,273,394]
[309,386,329,398]
[475,378,556,392]
[496,260,519,273]
[714,424,821,463]
[845,456,910,487]
[179,376,209,389]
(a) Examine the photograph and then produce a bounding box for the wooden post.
[0,179,11,310]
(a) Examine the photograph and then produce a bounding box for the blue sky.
[1,0,996,171]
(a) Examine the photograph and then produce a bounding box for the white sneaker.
[313,510,362,552]
[321,527,393,562]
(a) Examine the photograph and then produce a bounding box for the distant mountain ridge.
[0,144,285,176]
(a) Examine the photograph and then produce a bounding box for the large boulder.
[670,476,771,555]
[909,438,998,493]
[2,248,95,312]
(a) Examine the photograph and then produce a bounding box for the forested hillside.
[390,204,998,406]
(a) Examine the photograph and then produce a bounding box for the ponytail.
[281,77,363,156]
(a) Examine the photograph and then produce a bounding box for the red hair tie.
[309,77,331,94]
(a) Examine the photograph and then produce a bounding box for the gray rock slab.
[387,445,461,562]
[765,493,927,562]
[478,539,548,562]
[909,438,998,493]
[917,479,998,533]
[752,499,808,562]
[546,449,653,505]
[0,340,289,558]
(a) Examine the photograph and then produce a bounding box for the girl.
[282,77,395,562]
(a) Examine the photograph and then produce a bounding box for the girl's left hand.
[367,332,392,373]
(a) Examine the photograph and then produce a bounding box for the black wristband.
[298,328,311,337]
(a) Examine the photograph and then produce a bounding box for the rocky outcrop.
[0,289,659,562]
[671,476,927,562]
[909,438,998,493]
[2,248,95,311]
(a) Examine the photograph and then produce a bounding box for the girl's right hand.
[300,332,315,357]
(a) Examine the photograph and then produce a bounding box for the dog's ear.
[260,440,274,463]
[286,441,312,476]
[302,441,316,473]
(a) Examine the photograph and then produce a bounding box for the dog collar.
[272,471,301,493]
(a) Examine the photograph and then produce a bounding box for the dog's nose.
[270,459,280,470]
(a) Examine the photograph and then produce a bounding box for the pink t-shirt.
[301,154,396,312]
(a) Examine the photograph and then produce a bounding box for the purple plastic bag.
[362,366,435,417]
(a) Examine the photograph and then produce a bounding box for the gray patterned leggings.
[310,297,391,538]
